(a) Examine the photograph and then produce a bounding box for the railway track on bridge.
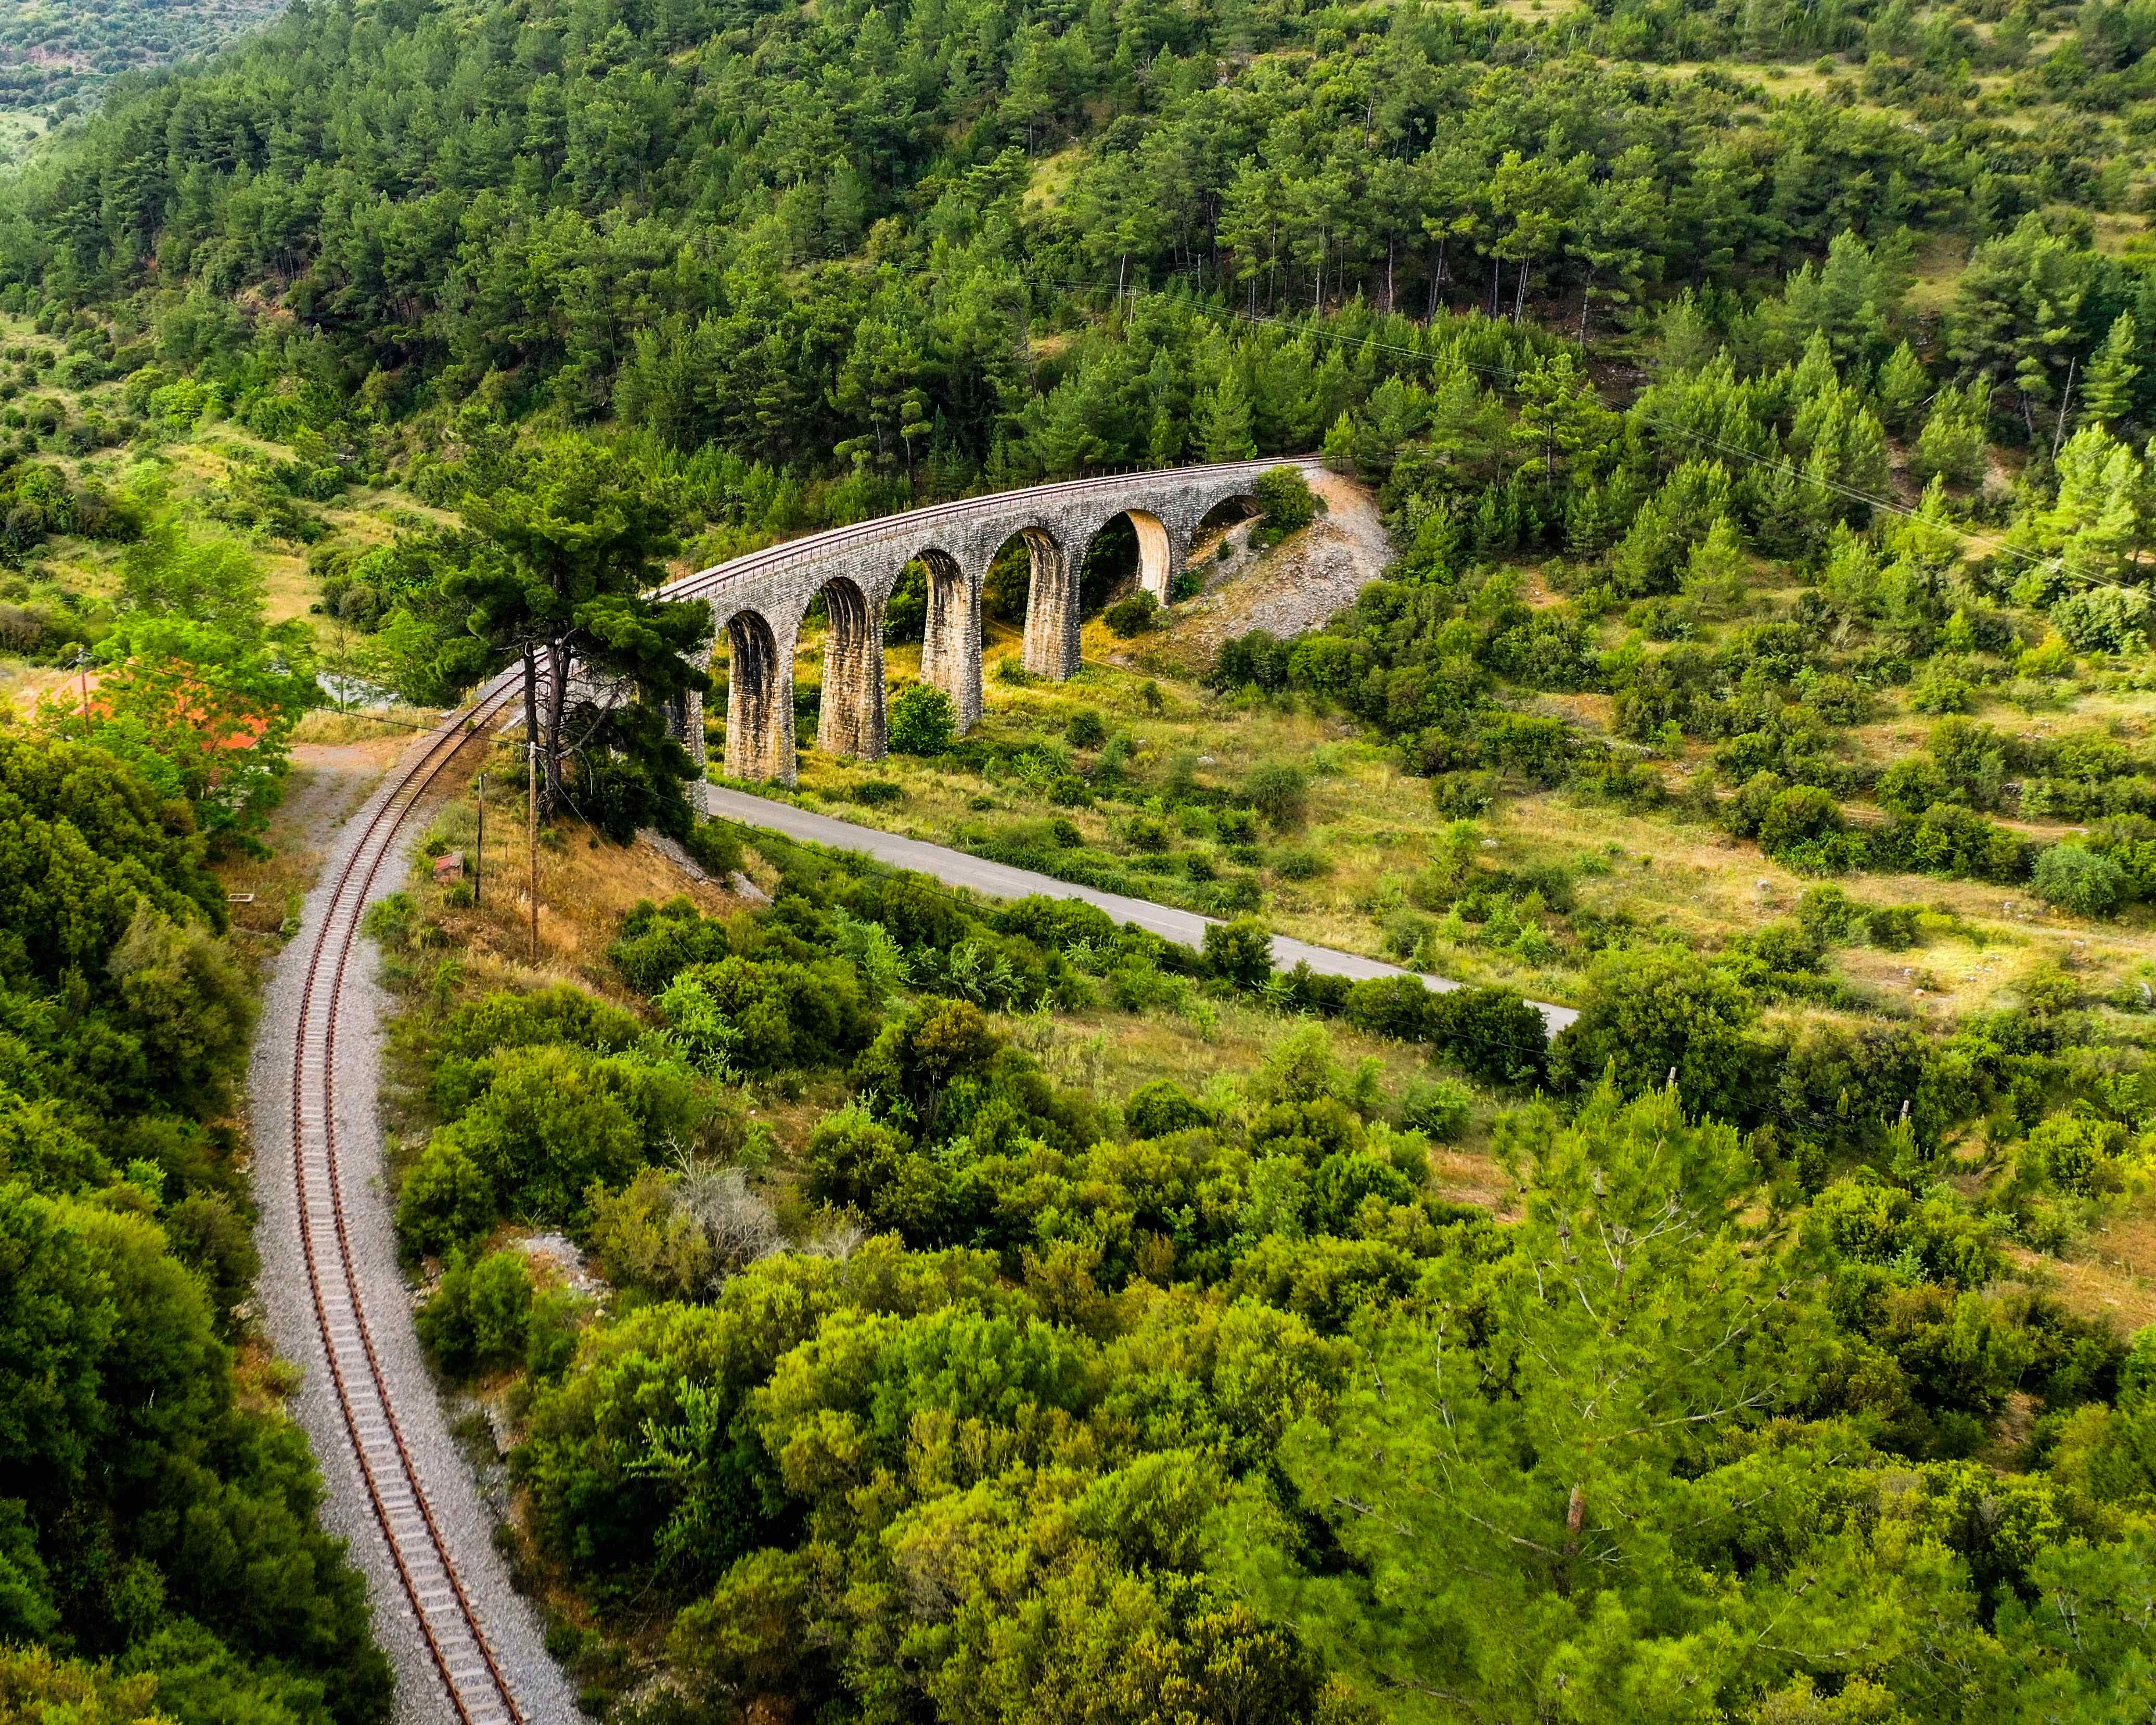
[262,459,1318,1723]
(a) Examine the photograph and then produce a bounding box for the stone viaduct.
[651,457,1320,785]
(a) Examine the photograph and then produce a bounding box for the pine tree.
[1876,340,1931,435]
[2084,312,2142,431]
[1683,515,1751,615]
[1195,367,1256,462]
[1321,409,1355,473]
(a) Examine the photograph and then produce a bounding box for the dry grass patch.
[2020,1205,2156,1336]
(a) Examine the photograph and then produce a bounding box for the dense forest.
[0,723,389,1723]
[0,0,2155,1719]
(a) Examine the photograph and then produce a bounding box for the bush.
[1274,847,1329,880]
[437,1044,697,1225]
[1432,771,1496,816]
[846,779,903,806]
[683,821,744,878]
[1400,1076,1474,1140]
[1759,786,1844,856]
[415,1250,534,1377]
[889,683,956,755]
[1550,951,1757,1122]
[1246,762,1308,831]
[396,1138,497,1258]
[1125,1080,1210,1138]
[1203,916,1275,988]
[1064,707,1108,749]
[1430,987,1549,1088]
[2034,843,2128,918]
[2051,587,2151,656]
[1346,975,1440,1042]
[1103,592,1158,637]
[1910,665,1975,714]
[1208,630,1291,692]
[1253,465,1319,536]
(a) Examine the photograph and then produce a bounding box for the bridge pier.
[920,552,983,733]
[1017,527,1080,682]
[1130,509,1178,604]
[670,684,710,813]
[816,579,887,761]
[723,610,797,785]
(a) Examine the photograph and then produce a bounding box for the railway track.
[285,684,529,1725]
[269,460,1304,1723]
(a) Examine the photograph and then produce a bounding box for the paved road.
[703,786,1577,1035]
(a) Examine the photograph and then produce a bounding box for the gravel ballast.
[249,738,581,1725]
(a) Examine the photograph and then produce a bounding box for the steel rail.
[288,684,525,1725]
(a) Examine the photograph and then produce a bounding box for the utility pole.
[527,742,539,964]
[75,648,91,739]
[2052,355,2078,464]
[473,773,484,907]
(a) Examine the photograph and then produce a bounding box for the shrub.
[2034,843,2128,918]
[1253,465,1319,536]
[1246,762,1308,831]
[1910,666,1975,715]
[1208,630,1291,692]
[1430,987,1549,1088]
[848,779,903,806]
[1127,814,1172,852]
[1064,707,1107,748]
[438,1044,697,1225]
[1274,847,1329,880]
[2018,1111,2131,1198]
[1400,1076,1474,1140]
[1865,906,1922,949]
[1759,786,1844,856]
[889,683,956,755]
[683,821,744,877]
[1203,916,1275,988]
[1550,951,1757,1121]
[415,1250,534,1377]
[2051,587,2151,656]
[1103,592,1158,636]
[396,1138,497,1258]
[1125,1080,1210,1138]
[1432,771,1496,816]
[1346,975,1440,1042]
[1311,1150,1416,1233]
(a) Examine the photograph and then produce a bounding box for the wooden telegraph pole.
[473,773,484,906]
[527,741,540,964]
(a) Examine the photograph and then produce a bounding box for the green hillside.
[0,0,2155,1721]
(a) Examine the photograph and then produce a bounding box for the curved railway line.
[259,460,1351,1723]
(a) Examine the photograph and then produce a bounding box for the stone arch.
[718,607,792,783]
[1071,506,1179,607]
[984,522,1075,682]
[1120,508,1176,602]
[1194,488,1264,541]
[913,547,982,732]
[807,574,886,761]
